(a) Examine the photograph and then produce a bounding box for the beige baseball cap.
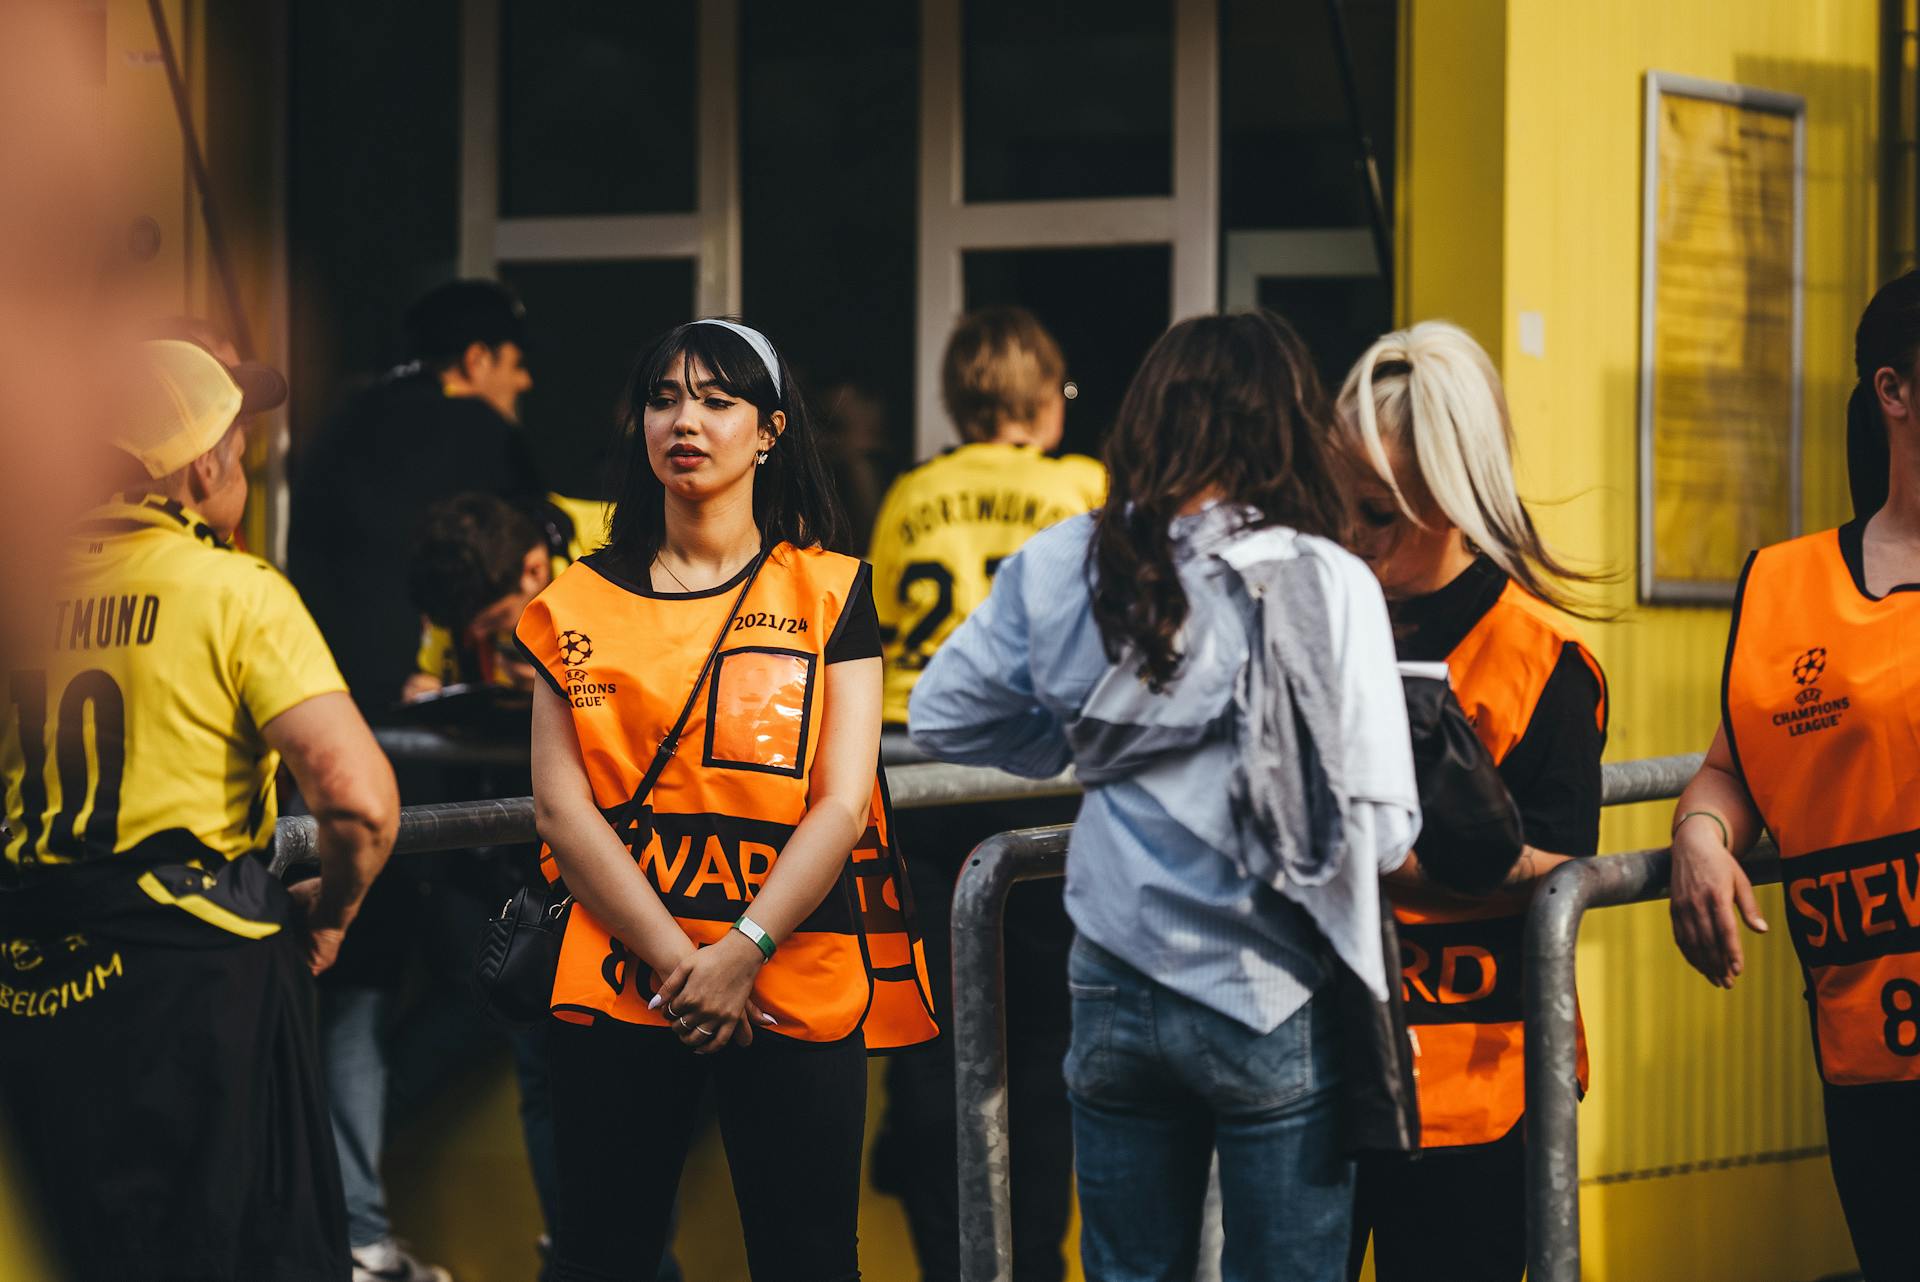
[112,339,285,479]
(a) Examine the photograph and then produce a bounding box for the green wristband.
[733,914,775,962]
[1675,810,1731,850]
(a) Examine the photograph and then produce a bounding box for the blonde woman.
[1333,322,1608,1282]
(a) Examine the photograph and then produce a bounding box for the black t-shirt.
[1390,557,1607,857]
[826,562,883,663]
[286,371,541,713]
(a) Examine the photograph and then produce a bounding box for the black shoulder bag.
[475,552,768,1026]
[1335,668,1525,1156]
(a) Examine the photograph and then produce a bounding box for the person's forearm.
[309,805,394,929]
[539,801,693,975]
[1673,763,1764,858]
[1384,845,1574,912]
[1504,846,1573,887]
[735,793,867,944]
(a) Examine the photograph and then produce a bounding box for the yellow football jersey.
[1,495,345,881]
[546,491,610,556]
[871,443,1105,723]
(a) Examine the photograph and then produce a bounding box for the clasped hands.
[647,930,778,1053]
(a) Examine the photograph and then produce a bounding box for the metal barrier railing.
[949,752,1712,1282]
[370,725,952,768]
[268,759,1077,875]
[279,745,1737,1282]
[1524,837,1781,1282]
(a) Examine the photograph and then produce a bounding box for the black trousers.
[1824,1076,1920,1281]
[874,796,1078,1282]
[0,919,348,1282]
[547,1017,867,1282]
[1348,1119,1526,1282]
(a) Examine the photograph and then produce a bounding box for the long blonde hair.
[1336,320,1600,615]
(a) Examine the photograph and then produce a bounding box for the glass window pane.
[741,0,919,556]
[496,258,695,497]
[1221,0,1396,229]
[964,0,1172,203]
[1257,275,1392,389]
[963,246,1171,458]
[289,0,459,452]
[499,1,697,218]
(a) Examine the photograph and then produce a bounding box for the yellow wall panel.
[1407,1,1882,1276]
[1402,0,1507,340]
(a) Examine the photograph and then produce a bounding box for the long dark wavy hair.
[1089,310,1351,690]
[1848,269,1920,520]
[600,320,847,577]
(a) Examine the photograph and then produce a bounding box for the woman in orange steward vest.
[1669,271,1920,1282]
[1334,322,1608,1282]
[518,318,936,1282]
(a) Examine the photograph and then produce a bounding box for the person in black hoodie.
[289,278,540,715]
[287,280,540,1282]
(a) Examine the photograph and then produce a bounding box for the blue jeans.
[319,985,391,1249]
[319,987,567,1250]
[1064,937,1352,1282]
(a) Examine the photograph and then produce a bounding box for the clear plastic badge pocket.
[705,647,816,776]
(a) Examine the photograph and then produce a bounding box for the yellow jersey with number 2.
[871,442,1104,724]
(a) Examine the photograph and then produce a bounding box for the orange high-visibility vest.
[1724,526,1920,1085]
[1396,581,1606,1147]
[514,543,938,1049]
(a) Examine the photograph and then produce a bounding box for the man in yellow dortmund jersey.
[0,338,399,1282]
[870,307,1104,1282]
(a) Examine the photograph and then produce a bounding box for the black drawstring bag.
[1399,666,1524,895]
[1337,666,1527,1155]
[474,553,767,1026]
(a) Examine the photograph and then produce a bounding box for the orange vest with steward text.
[1724,526,1920,1085]
[1397,581,1606,1147]
[514,543,939,1049]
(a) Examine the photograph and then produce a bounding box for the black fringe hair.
[600,320,847,577]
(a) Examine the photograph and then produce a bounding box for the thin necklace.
[653,554,693,593]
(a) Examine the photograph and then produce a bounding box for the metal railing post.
[1524,847,1670,1282]
[951,825,1071,1282]
[1523,840,1781,1281]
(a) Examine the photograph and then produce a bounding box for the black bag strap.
[608,549,770,831]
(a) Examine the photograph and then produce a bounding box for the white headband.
[689,318,782,397]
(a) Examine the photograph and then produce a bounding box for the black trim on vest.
[579,549,759,600]
[1720,549,1759,794]
[515,634,569,700]
[1838,517,1920,600]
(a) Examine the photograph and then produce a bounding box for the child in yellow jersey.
[871,308,1105,723]
[868,307,1104,1282]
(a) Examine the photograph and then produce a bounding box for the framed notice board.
[1639,71,1804,604]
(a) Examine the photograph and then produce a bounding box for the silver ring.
[694,1025,715,1038]
[665,1001,681,1020]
